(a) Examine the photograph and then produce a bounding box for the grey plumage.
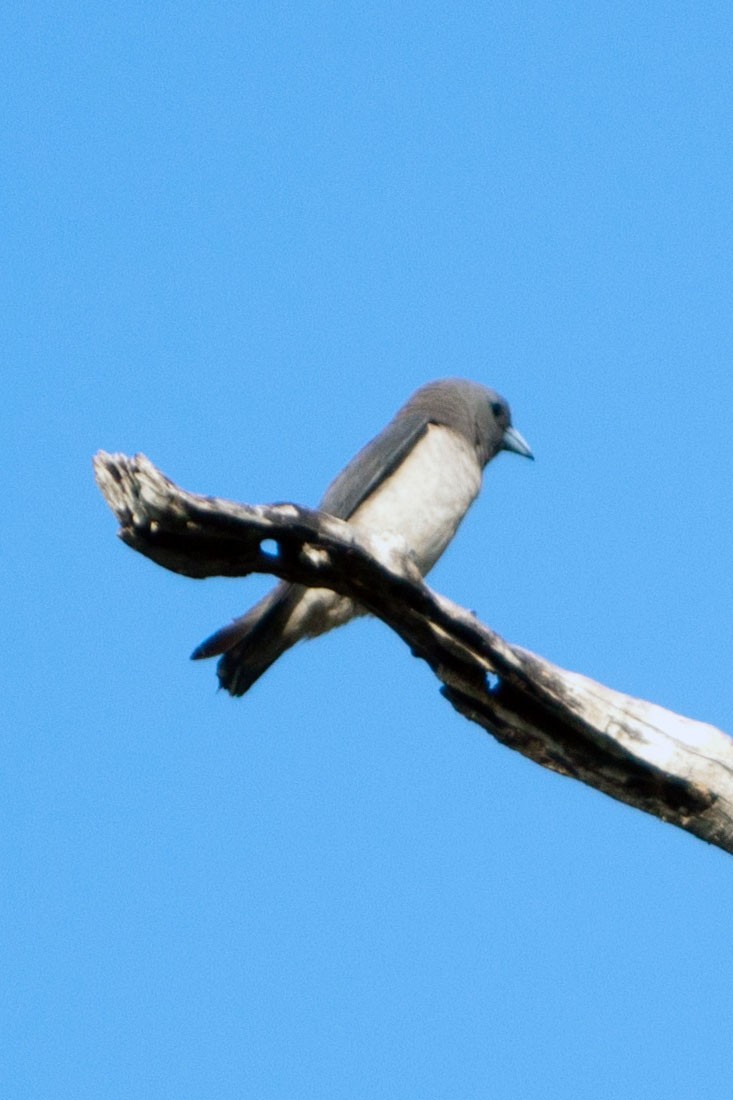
[192,379,533,695]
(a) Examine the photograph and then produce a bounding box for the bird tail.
[191,583,303,696]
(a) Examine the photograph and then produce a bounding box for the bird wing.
[319,410,431,519]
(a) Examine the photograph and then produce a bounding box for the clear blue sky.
[5,3,733,1097]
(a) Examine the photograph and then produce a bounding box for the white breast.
[283,425,482,641]
[349,424,482,575]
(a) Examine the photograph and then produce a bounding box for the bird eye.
[490,401,505,418]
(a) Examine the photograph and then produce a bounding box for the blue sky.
[5,2,733,1097]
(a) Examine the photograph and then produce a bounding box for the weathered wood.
[93,450,733,855]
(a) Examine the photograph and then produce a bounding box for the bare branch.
[94,451,733,855]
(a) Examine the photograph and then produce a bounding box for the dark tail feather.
[191,583,302,697]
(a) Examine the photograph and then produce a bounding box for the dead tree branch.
[94,450,733,855]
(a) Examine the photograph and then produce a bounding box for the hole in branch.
[260,539,280,559]
[486,671,502,694]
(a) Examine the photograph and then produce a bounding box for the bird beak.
[502,425,534,459]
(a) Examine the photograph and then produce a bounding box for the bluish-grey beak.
[502,425,534,459]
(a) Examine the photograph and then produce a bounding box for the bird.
[191,378,533,695]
